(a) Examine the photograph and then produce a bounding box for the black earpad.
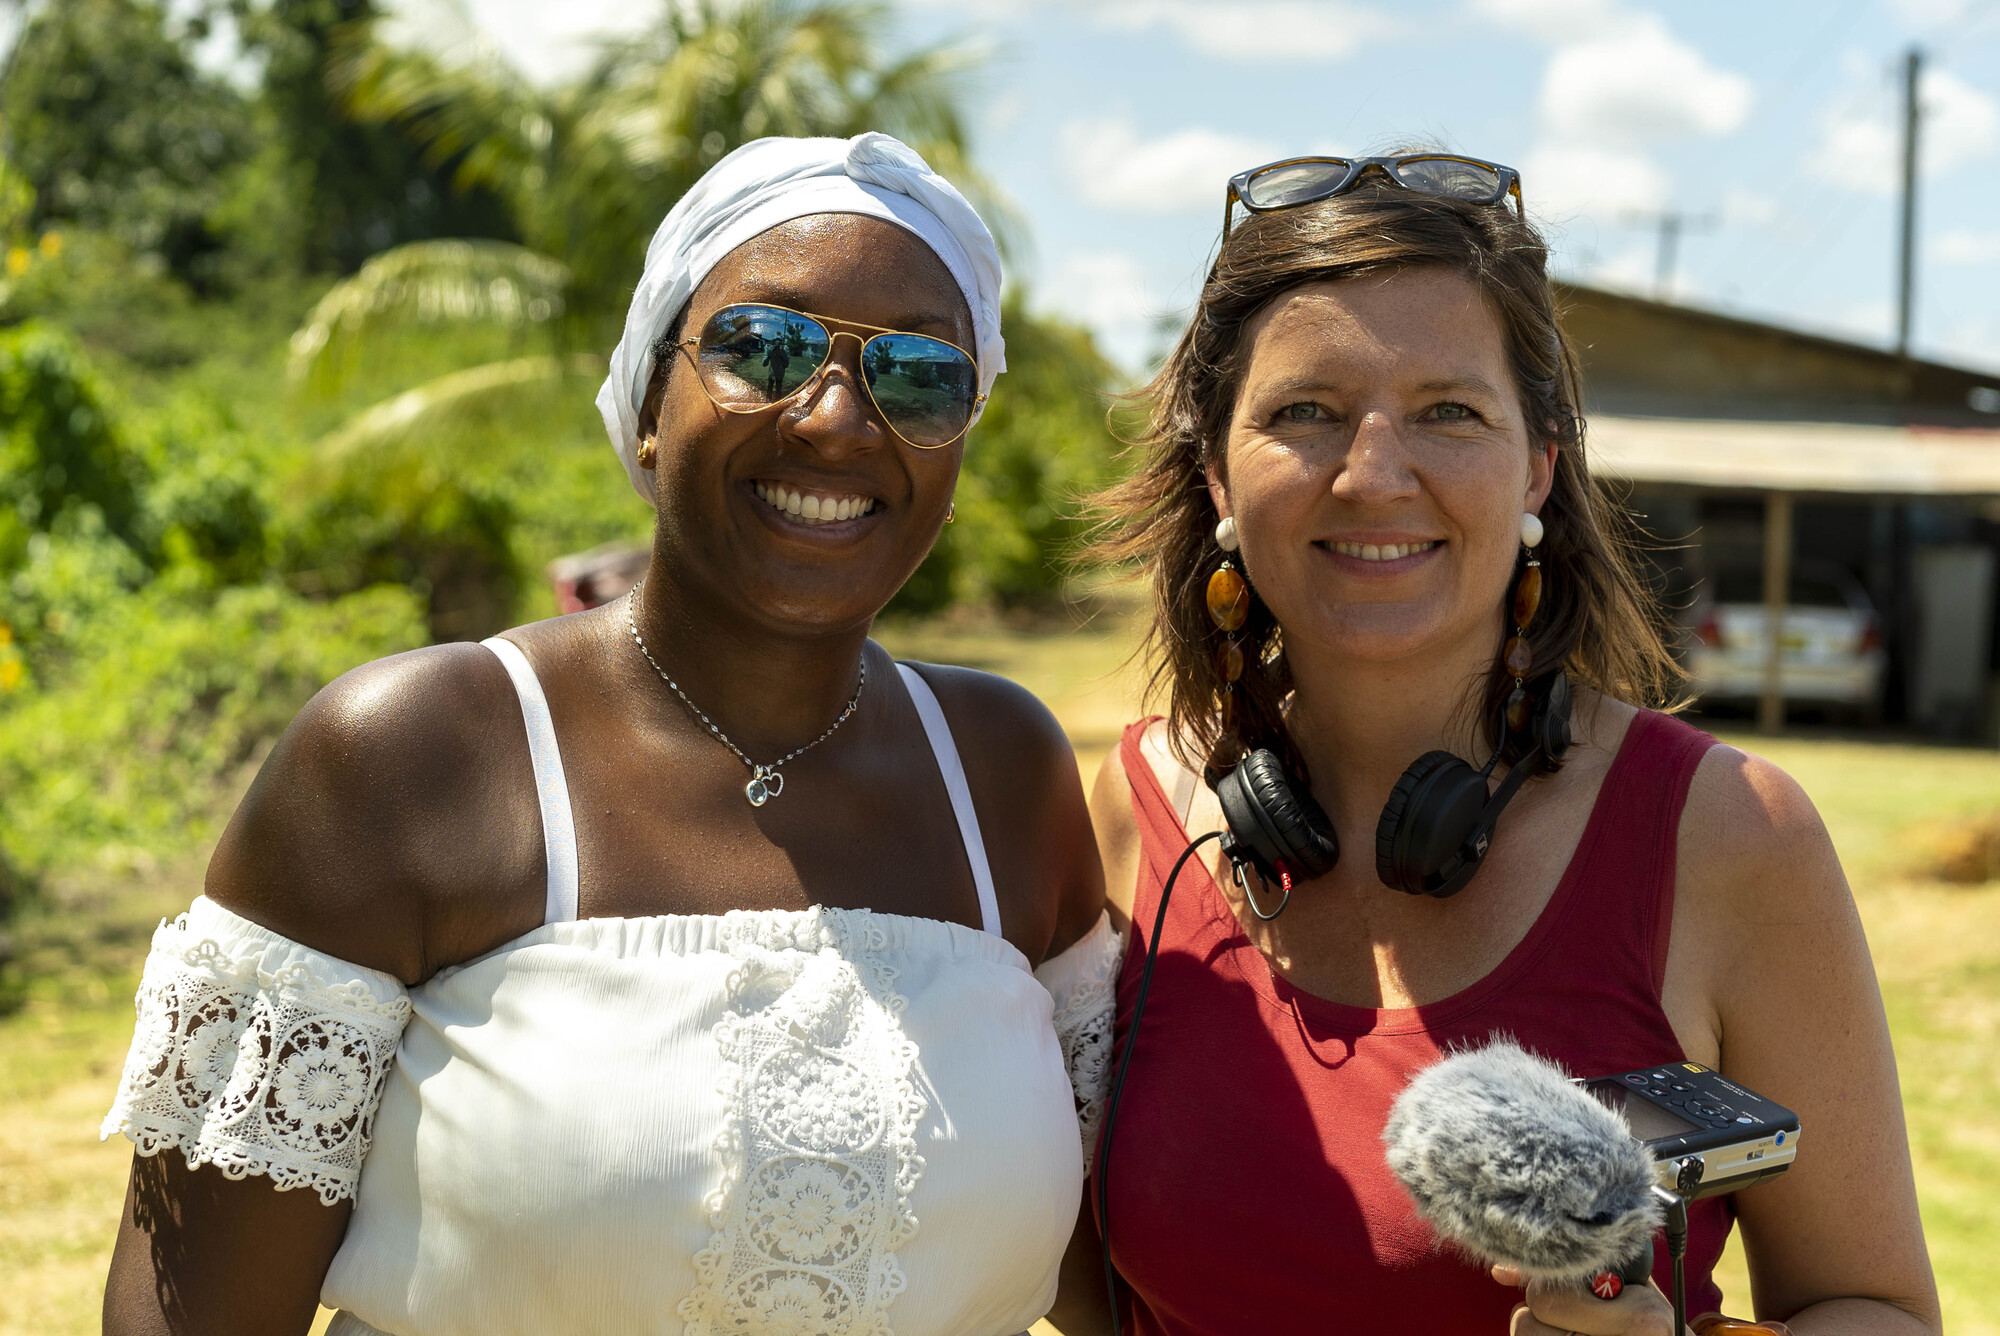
[1215,750,1339,884]
[1540,672,1574,760]
[1375,750,1492,897]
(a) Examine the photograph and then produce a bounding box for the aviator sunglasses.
[677,303,983,449]
[1224,154,1524,234]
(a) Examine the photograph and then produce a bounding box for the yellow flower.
[0,659,22,691]
[38,230,62,259]
[5,247,28,277]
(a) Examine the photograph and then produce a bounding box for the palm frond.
[289,241,571,397]
[319,353,603,458]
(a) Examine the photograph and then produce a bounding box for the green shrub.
[889,296,1125,613]
[281,450,521,643]
[0,320,147,575]
[0,581,426,877]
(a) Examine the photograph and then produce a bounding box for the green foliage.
[0,322,147,577]
[891,296,1124,612]
[335,0,1002,329]
[283,449,520,643]
[0,581,426,877]
[237,0,519,273]
[0,0,254,288]
[287,242,569,398]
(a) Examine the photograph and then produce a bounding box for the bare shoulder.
[204,640,545,984]
[1678,740,1848,930]
[1087,727,1142,927]
[900,660,1105,961]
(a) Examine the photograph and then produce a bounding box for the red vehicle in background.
[548,543,649,614]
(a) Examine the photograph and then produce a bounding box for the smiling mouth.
[754,481,879,526]
[1328,540,1440,562]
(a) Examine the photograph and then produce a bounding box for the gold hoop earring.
[636,437,658,470]
[944,502,956,524]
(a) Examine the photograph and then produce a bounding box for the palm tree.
[293,0,1005,422]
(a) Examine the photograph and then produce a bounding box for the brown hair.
[1092,177,1684,780]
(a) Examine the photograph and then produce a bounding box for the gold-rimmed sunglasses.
[1223,154,1525,234]
[676,302,983,449]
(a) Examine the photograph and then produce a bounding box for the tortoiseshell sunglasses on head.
[1223,154,1525,234]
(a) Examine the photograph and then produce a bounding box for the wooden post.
[1759,491,1794,734]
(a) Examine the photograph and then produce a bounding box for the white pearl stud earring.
[1520,512,1544,549]
[1215,516,1240,552]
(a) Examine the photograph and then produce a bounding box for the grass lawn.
[2,613,1995,1334]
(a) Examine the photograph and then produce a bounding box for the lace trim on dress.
[680,908,928,1336]
[1034,911,1124,1168]
[100,899,412,1206]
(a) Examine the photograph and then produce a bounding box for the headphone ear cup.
[1375,751,1492,897]
[1539,672,1574,760]
[1217,750,1340,882]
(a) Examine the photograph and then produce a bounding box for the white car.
[1687,562,1885,711]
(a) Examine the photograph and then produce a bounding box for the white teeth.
[754,482,876,527]
[1332,540,1437,562]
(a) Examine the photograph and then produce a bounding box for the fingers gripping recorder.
[1384,1042,1801,1335]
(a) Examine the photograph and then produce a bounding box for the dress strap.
[896,662,1002,937]
[481,637,580,925]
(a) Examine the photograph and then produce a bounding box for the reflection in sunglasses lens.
[694,304,977,447]
[696,306,830,406]
[863,334,978,447]
[1244,161,1353,209]
[1391,157,1503,202]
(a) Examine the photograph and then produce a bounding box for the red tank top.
[1099,709,1731,1334]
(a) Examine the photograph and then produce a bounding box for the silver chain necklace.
[625,585,866,806]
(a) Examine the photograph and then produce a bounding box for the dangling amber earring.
[1503,512,1545,734]
[1208,517,1249,736]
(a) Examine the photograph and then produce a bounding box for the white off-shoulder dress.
[103,644,1122,1336]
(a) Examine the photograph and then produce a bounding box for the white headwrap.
[596,132,1007,504]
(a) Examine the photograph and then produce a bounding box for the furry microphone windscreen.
[1382,1040,1662,1283]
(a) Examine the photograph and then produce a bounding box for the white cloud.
[1538,15,1753,146]
[1060,116,1278,214]
[384,0,655,85]
[1936,229,2000,264]
[1486,4,1751,228]
[1884,0,1981,22]
[1041,250,1167,371]
[1470,0,1626,43]
[1096,1,1398,62]
[1524,142,1669,217]
[1811,67,2000,193]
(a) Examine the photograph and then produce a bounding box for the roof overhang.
[1589,415,2000,497]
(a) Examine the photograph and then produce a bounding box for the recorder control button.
[1736,1115,1755,1124]
[1626,1074,1648,1084]
[1671,1082,1694,1092]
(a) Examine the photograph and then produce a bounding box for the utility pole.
[1623,210,1716,299]
[1896,46,1923,358]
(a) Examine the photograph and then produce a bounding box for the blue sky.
[395,1,1997,378]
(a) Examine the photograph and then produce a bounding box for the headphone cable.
[1096,828,1224,1335]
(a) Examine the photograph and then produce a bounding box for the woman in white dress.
[100,133,1117,1336]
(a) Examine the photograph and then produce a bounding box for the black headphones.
[1212,669,1572,913]
[1095,673,1574,1331]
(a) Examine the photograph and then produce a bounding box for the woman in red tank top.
[1047,157,1940,1336]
